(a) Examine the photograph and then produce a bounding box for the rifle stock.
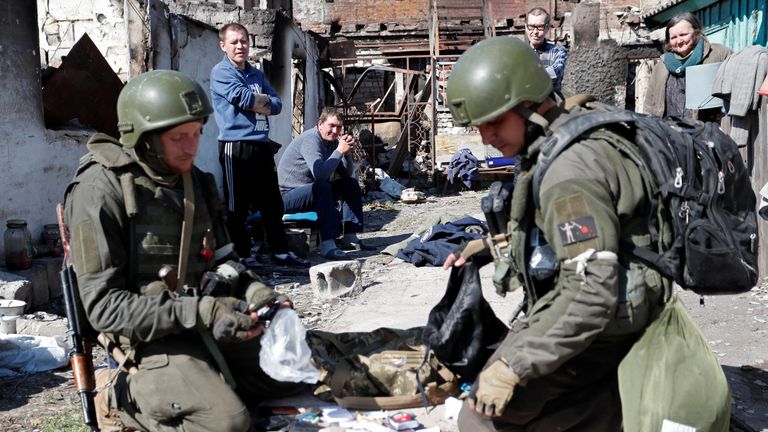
[57,203,99,431]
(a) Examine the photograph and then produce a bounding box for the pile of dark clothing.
[396,217,487,266]
[446,148,479,188]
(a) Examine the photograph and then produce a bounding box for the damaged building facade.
[0,0,326,258]
[5,0,760,258]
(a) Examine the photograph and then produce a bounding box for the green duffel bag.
[618,295,730,432]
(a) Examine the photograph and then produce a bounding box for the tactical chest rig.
[466,105,668,333]
[65,135,226,292]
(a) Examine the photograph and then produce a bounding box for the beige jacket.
[644,40,731,118]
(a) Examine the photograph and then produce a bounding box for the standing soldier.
[64,70,303,431]
[443,37,668,430]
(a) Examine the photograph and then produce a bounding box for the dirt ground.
[1,188,767,431]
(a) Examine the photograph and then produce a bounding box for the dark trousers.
[281,178,364,241]
[457,333,633,432]
[219,140,288,256]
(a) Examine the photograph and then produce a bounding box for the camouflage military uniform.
[457,105,670,431]
[65,135,302,432]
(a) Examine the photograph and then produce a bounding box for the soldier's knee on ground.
[457,400,494,431]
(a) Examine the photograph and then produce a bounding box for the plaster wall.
[38,0,131,81]
[0,130,89,255]
[2,0,88,258]
[163,19,227,193]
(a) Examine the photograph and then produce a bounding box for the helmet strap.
[133,134,179,187]
[514,104,550,131]
[146,133,165,158]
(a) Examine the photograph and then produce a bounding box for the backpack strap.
[531,109,683,282]
[532,109,641,210]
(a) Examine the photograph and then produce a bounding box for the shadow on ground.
[723,364,768,432]
[0,371,69,411]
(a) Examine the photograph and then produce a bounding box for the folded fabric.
[447,148,479,188]
[712,45,768,116]
[396,217,488,267]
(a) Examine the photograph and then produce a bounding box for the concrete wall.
[1,1,89,259]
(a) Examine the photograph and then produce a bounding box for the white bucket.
[0,299,26,335]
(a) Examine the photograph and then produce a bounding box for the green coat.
[64,134,232,344]
[495,107,668,382]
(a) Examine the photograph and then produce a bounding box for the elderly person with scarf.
[645,13,731,121]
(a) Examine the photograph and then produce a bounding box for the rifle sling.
[177,172,194,291]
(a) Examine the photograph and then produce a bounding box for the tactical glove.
[197,296,255,343]
[199,271,232,297]
[469,359,522,417]
[244,281,281,310]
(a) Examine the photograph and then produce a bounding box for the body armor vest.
[131,170,216,288]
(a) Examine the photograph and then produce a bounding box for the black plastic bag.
[423,261,508,381]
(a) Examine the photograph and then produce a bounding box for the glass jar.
[4,219,33,270]
[42,224,62,257]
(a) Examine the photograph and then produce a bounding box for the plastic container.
[4,219,33,270]
[0,299,26,335]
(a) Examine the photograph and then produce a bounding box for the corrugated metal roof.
[641,0,720,27]
[641,0,688,20]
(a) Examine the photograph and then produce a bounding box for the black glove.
[197,296,255,343]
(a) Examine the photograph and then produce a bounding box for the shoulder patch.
[72,222,102,274]
[552,192,600,257]
[558,215,598,245]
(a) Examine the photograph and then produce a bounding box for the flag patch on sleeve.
[557,215,598,246]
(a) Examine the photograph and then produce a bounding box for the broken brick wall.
[38,0,130,81]
[294,0,429,33]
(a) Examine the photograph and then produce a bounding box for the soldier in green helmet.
[64,70,304,431]
[443,37,669,430]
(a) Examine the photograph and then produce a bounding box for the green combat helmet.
[117,70,213,149]
[446,36,552,127]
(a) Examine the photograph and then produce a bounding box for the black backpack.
[533,103,759,295]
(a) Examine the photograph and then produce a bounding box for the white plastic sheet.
[0,335,68,377]
[259,308,319,384]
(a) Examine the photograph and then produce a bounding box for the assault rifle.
[56,203,99,432]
